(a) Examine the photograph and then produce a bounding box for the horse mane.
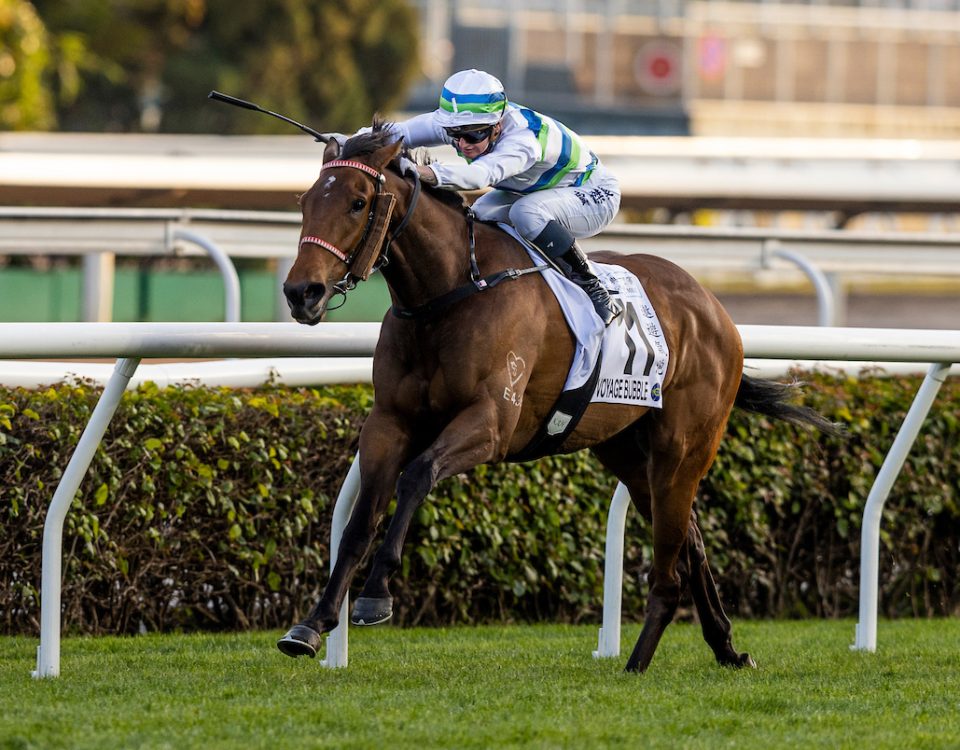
[342,118,468,213]
[340,118,396,159]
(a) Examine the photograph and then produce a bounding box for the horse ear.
[322,139,341,163]
[370,139,404,172]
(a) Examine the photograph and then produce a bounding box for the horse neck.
[381,191,473,310]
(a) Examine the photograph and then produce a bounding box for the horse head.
[284,134,404,325]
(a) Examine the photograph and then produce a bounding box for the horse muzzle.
[283,280,327,325]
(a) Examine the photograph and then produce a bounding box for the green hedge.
[1,374,958,636]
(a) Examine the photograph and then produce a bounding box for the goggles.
[444,125,494,144]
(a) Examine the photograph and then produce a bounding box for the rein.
[391,209,547,320]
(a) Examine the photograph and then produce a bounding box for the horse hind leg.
[626,399,755,672]
[592,425,685,673]
[623,469,692,673]
[584,392,750,672]
[682,510,755,668]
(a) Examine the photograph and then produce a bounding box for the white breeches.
[469,164,621,243]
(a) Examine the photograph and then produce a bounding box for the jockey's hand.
[397,156,419,179]
[323,133,348,148]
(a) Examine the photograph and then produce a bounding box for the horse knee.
[397,453,439,502]
[338,524,376,566]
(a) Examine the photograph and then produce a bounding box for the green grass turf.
[1,619,958,749]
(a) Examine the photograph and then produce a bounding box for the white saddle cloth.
[502,225,669,409]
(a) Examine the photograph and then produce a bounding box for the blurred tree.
[19,0,420,133]
[0,0,54,129]
[164,0,421,134]
[32,0,206,131]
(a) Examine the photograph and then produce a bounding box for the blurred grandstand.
[4,1,959,326]
[405,0,960,138]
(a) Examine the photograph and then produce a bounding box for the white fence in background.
[0,358,374,390]
[3,356,951,391]
[5,207,960,325]
[2,323,958,678]
[5,132,960,213]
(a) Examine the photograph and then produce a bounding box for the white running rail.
[5,207,960,326]
[2,322,956,677]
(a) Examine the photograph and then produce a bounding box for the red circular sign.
[634,40,682,96]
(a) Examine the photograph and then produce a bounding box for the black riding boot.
[533,221,622,326]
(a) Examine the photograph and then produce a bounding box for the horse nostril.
[283,281,326,314]
[303,283,326,308]
[283,281,305,308]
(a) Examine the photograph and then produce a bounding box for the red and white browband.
[298,158,386,261]
[321,159,385,182]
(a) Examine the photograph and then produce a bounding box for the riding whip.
[207,90,330,143]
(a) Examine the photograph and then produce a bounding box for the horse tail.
[735,374,845,437]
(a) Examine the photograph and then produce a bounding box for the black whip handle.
[207,91,262,112]
[207,90,329,142]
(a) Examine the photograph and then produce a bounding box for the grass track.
[2,620,958,749]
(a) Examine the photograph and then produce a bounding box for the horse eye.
[351,198,366,212]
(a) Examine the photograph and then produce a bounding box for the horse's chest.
[388,332,498,417]
[423,367,470,414]
[399,358,476,418]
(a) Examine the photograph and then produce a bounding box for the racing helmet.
[435,69,507,128]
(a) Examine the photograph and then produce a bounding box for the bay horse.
[278,124,836,673]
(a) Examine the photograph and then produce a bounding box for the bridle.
[298,153,546,321]
[299,157,421,308]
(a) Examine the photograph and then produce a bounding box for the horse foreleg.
[353,400,505,626]
[277,413,411,658]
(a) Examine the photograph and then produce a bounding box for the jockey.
[375,69,623,326]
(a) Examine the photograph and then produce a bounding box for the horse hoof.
[351,596,393,626]
[277,624,321,658]
[720,651,757,669]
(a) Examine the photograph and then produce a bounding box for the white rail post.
[33,357,141,679]
[321,453,362,668]
[173,229,242,322]
[593,482,632,659]
[82,252,116,322]
[764,240,837,327]
[852,361,951,652]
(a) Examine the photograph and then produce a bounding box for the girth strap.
[510,353,604,462]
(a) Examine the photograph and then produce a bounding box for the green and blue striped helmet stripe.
[439,88,507,116]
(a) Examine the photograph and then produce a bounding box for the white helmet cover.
[435,69,507,127]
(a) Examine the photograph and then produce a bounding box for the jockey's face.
[448,121,502,159]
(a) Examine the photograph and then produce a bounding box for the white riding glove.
[397,156,419,179]
[322,132,348,148]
